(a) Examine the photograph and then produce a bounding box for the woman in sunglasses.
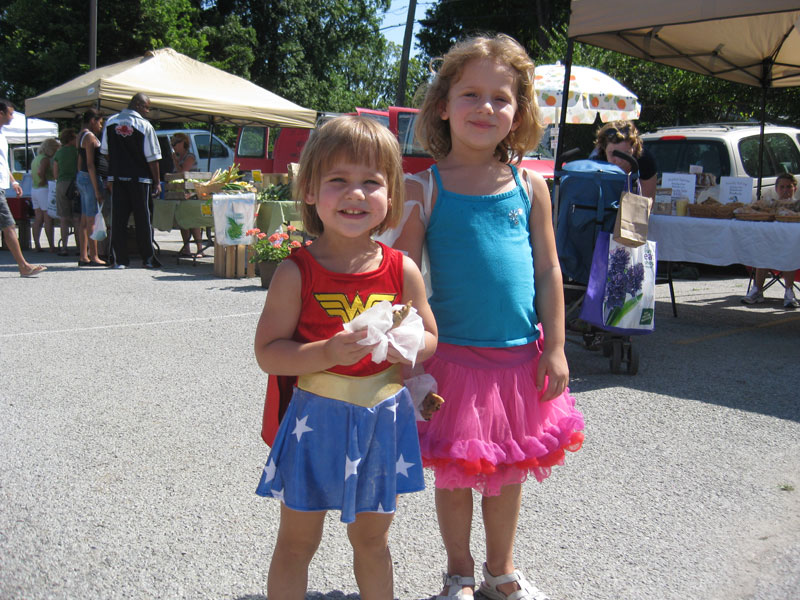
[590,120,658,199]
[171,133,204,258]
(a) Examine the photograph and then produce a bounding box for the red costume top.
[262,241,405,444]
[288,241,405,376]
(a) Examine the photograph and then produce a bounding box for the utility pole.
[89,0,97,70]
[395,0,417,107]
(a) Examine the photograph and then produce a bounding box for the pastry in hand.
[420,391,444,420]
[391,300,413,328]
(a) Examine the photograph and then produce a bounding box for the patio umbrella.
[534,63,641,125]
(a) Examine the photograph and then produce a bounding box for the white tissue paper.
[342,300,426,366]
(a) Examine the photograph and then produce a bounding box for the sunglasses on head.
[605,126,631,141]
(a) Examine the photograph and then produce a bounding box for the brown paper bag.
[613,190,653,247]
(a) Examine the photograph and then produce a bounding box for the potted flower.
[247,225,304,288]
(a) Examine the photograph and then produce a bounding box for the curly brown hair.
[294,116,405,237]
[415,33,543,163]
[593,121,643,158]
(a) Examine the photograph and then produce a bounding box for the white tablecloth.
[648,214,800,271]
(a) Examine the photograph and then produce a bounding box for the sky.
[380,1,434,56]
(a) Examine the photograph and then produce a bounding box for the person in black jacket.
[100,93,162,268]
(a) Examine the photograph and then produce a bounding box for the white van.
[155,129,234,175]
[641,123,800,200]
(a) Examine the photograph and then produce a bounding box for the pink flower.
[287,225,297,232]
[268,233,281,243]
[257,232,267,239]
[289,240,301,248]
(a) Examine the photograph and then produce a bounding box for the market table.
[255,199,301,235]
[152,199,214,232]
[648,214,800,271]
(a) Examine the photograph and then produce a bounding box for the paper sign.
[719,176,754,204]
[689,164,703,174]
[661,173,696,202]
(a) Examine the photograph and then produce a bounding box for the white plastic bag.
[90,203,107,241]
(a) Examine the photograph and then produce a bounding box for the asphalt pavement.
[1,229,798,600]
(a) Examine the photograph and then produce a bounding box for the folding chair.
[745,267,800,295]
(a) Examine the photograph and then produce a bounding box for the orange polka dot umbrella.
[534,64,641,125]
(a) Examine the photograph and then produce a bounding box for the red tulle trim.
[423,430,585,475]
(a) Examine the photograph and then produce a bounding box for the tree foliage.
[0,0,421,118]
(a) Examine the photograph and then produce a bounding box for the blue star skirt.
[256,386,425,523]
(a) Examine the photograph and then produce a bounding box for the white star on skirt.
[263,459,276,483]
[345,456,361,479]
[292,415,313,442]
[396,454,414,477]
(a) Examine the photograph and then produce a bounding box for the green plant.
[247,225,304,263]
[257,182,292,203]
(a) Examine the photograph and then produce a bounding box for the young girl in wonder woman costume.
[254,115,438,600]
[391,35,585,600]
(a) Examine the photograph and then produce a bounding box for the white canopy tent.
[557,0,800,193]
[25,48,317,129]
[1,111,58,145]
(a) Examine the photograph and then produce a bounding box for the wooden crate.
[213,243,257,279]
[164,171,213,200]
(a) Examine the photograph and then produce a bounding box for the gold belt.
[296,364,404,408]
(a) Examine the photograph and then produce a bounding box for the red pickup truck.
[234,106,555,178]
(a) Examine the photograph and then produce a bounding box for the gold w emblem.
[315,292,397,323]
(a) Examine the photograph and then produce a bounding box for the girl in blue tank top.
[391,34,584,600]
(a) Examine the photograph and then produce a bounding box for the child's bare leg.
[347,511,395,600]
[482,483,522,597]
[267,504,325,600]
[436,487,475,594]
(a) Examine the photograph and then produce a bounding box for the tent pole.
[554,39,573,171]
[552,38,574,228]
[207,117,214,172]
[756,85,767,200]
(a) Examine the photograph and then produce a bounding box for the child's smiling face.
[441,57,520,153]
[307,159,389,238]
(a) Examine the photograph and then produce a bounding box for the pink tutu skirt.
[418,334,584,496]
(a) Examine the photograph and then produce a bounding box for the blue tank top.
[426,164,540,347]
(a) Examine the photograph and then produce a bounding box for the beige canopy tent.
[556,0,800,192]
[25,48,317,128]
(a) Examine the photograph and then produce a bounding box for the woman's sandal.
[436,573,475,599]
[479,563,549,600]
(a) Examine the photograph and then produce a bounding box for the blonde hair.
[38,137,60,157]
[294,116,405,237]
[594,121,643,158]
[416,33,543,163]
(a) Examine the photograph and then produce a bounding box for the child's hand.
[324,330,375,366]
[385,345,413,365]
[536,347,569,402]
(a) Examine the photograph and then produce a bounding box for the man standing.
[0,98,46,277]
[100,93,162,268]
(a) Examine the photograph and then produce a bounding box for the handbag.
[579,232,657,335]
[90,203,107,241]
[613,175,653,247]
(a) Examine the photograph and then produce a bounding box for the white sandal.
[436,572,476,599]
[479,562,549,600]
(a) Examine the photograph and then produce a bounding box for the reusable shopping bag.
[90,203,107,241]
[212,192,256,245]
[579,232,656,335]
[46,181,58,219]
[613,175,653,247]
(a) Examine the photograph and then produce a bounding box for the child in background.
[391,34,585,599]
[253,116,438,600]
